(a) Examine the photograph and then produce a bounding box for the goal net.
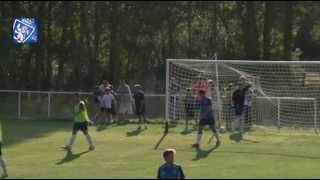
[165,59,320,133]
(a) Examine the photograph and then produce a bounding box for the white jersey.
[101,94,114,109]
[206,85,222,111]
[244,88,255,107]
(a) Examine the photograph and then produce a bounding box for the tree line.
[0,1,320,93]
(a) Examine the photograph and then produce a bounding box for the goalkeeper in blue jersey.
[192,90,221,148]
[0,122,8,179]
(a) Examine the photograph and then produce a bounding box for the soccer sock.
[67,134,76,147]
[0,157,8,175]
[195,132,202,144]
[85,134,94,147]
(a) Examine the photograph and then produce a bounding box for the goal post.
[165,59,320,133]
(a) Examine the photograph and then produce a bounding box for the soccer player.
[244,82,255,130]
[65,93,95,151]
[192,90,221,148]
[133,84,147,130]
[101,87,116,124]
[157,149,185,179]
[0,122,8,179]
[206,79,222,133]
[231,81,250,134]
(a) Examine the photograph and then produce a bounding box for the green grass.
[2,119,320,178]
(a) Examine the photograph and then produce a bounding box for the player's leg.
[209,123,221,147]
[142,113,147,129]
[65,124,79,150]
[239,112,244,134]
[247,106,252,129]
[137,113,142,130]
[0,144,8,178]
[192,124,204,148]
[81,122,95,150]
[106,110,112,124]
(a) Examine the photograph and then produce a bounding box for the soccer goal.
[165,59,320,133]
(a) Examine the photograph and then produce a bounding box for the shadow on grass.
[154,133,168,150]
[96,124,110,132]
[229,132,243,142]
[219,150,320,160]
[180,128,195,135]
[2,119,70,147]
[192,146,218,161]
[56,149,91,165]
[229,131,260,143]
[126,128,144,137]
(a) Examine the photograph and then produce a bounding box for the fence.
[0,90,166,121]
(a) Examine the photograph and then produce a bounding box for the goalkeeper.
[64,93,95,151]
[192,90,221,148]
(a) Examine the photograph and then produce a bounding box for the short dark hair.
[198,90,206,95]
[163,151,173,159]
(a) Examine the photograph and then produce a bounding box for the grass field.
[2,118,320,179]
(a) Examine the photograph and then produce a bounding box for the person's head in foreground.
[163,148,176,164]
[158,148,185,179]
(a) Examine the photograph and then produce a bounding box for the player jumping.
[192,90,221,148]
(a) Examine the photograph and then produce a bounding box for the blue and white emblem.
[13,18,38,44]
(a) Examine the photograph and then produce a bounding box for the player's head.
[105,87,111,94]
[198,90,206,97]
[163,148,176,164]
[186,87,191,92]
[207,79,214,85]
[134,84,141,90]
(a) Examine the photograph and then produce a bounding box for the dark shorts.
[101,107,112,113]
[111,103,116,115]
[235,104,244,116]
[94,96,100,104]
[199,118,215,126]
[100,107,106,112]
[73,122,88,134]
[135,104,145,115]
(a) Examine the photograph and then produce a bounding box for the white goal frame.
[165,59,320,133]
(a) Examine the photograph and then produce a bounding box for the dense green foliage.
[1,1,320,92]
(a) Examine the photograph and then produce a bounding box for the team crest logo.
[12,18,38,44]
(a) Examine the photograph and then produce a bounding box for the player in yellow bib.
[65,93,95,151]
[0,121,8,178]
